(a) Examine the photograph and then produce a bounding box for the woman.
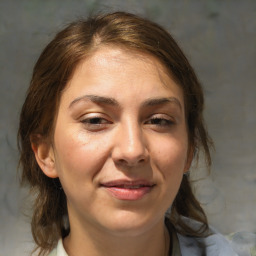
[18,12,236,256]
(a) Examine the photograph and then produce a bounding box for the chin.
[98,210,163,237]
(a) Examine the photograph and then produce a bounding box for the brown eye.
[82,117,107,125]
[81,116,112,131]
[148,118,174,126]
[145,114,175,127]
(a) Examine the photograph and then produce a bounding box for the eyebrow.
[69,95,120,109]
[141,97,182,110]
[69,95,182,111]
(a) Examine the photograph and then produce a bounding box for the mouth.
[100,179,155,201]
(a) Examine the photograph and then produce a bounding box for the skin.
[33,46,191,256]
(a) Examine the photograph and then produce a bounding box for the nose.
[111,121,149,167]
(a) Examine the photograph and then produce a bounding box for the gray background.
[0,0,255,255]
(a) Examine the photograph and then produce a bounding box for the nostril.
[118,159,127,164]
[116,156,147,168]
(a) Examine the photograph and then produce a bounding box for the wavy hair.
[18,11,213,255]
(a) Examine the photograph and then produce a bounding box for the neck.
[63,218,170,256]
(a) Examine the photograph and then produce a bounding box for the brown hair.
[18,11,213,255]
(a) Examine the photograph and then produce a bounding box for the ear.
[184,146,194,173]
[30,134,58,178]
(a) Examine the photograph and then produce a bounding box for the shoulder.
[167,217,238,256]
[176,217,256,256]
[177,232,238,256]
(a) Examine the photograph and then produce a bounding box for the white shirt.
[48,239,68,256]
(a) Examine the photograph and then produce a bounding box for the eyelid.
[144,113,176,127]
[80,112,109,119]
[81,117,109,124]
[80,113,113,131]
[147,113,175,121]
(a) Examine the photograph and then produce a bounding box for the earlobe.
[30,135,58,178]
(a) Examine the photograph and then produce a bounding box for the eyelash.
[146,116,174,126]
[81,115,175,131]
[81,116,111,131]
[82,117,108,125]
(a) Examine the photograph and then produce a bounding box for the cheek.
[155,136,188,170]
[53,128,112,183]
[152,135,188,190]
[149,137,188,209]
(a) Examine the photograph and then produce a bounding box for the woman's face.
[46,47,190,236]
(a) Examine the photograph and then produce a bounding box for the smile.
[100,180,156,201]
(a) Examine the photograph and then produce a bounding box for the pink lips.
[101,180,155,201]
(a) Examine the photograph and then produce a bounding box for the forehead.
[62,46,184,108]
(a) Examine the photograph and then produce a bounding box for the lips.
[100,179,155,201]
